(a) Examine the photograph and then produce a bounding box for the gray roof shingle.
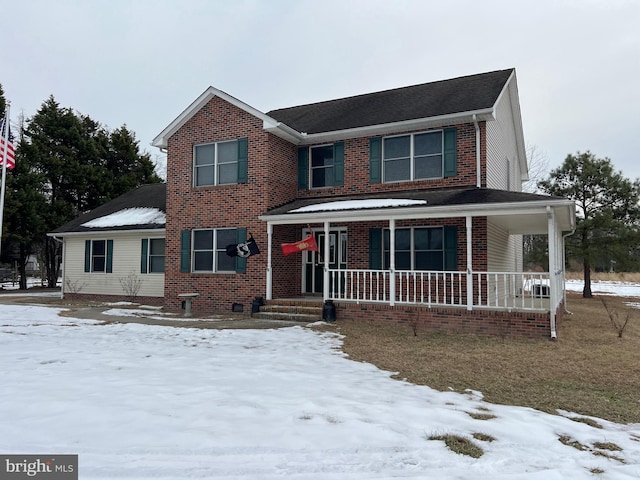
[51,183,166,234]
[266,69,514,134]
[262,187,565,217]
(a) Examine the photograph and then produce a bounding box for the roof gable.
[50,183,166,235]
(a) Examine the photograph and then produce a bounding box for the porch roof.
[259,187,576,234]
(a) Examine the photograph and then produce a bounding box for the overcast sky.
[4,0,639,182]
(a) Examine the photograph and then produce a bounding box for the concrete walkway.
[0,290,306,330]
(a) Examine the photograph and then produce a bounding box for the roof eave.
[260,198,575,229]
[265,108,497,146]
[48,227,166,238]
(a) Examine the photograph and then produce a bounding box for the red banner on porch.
[281,234,319,256]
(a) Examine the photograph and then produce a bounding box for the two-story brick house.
[151,68,574,338]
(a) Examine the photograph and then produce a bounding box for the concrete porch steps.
[253,302,323,323]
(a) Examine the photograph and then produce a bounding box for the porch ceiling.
[260,187,576,233]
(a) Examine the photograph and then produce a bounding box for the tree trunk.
[44,237,61,288]
[583,258,593,298]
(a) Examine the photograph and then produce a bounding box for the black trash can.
[251,296,264,316]
[322,300,336,322]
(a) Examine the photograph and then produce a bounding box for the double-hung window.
[192,228,237,272]
[383,131,443,182]
[194,138,248,186]
[383,227,444,271]
[84,239,113,273]
[141,238,165,273]
[310,145,335,188]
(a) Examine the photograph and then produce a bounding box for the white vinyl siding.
[62,232,164,298]
[486,85,522,192]
[487,221,523,274]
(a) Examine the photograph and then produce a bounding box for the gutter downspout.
[547,206,558,340]
[473,114,481,188]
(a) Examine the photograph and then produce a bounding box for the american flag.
[0,117,15,170]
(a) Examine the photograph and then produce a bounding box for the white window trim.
[192,228,236,273]
[144,237,165,274]
[382,129,444,183]
[383,226,445,270]
[193,139,238,187]
[90,239,107,273]
[309,143,335,190]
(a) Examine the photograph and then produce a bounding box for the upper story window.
[194,138,248,187]
[311,145,335,188]
[369,127,456,184]
[383,131,443,182]
[297,142,344,190]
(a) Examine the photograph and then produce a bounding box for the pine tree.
[538,152,640,297]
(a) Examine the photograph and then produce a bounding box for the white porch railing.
[328,269,552,312]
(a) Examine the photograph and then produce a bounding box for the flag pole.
[0,102,11,258]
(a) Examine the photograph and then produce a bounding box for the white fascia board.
[47,228,166,238]
[264,108,497,146]
[495,71,528,180]
[152,86,281,149]
[260,198,575,226]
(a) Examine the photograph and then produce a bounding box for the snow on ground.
[1,287,640,478]
[566,279,640,297]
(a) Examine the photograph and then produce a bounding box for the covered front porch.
[259,188,575,337]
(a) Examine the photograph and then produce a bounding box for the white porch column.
[389,218,395,306]
[266,222,273,300]
[547,206,558,338]
[466,215,473,311]
[323,221,330,301]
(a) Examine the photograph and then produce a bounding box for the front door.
[303,229,347,295]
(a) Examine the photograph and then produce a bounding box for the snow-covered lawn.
[1,288,640,479]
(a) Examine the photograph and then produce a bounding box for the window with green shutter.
[379,128,457,182]
[194,137,248,186]
[84,239,113,273]
[306,142,344,189]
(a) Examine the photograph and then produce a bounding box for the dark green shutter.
[369,137,382,183]
[106,240,114,273]
[180,230,191,273]
[141,239,149,274]
[297,147,308,189]
[84,240,91,272]
[369,228,382,270]
[235,227,247,273]
[444,226,458,271]
[443,127,457,178]
[237,137,248,183]
[333,141,344,186]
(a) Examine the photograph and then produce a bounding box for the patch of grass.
[472,432,495,442]
[559,435,588,451]
[467,412,497,420]
[592,450,625,463]
[331,293,640,424]
[593,442,622,451]
[569,417,603,429]
[429,434,484,458]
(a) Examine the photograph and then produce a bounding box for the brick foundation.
[334,301,557,338]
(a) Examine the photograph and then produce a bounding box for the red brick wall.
[298,122,486,199]
[164,96,298,313]
[335,302,554,339]
[164,94,489,313]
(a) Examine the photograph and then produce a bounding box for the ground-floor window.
[192,228,237,272]
[384,227,444,270]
